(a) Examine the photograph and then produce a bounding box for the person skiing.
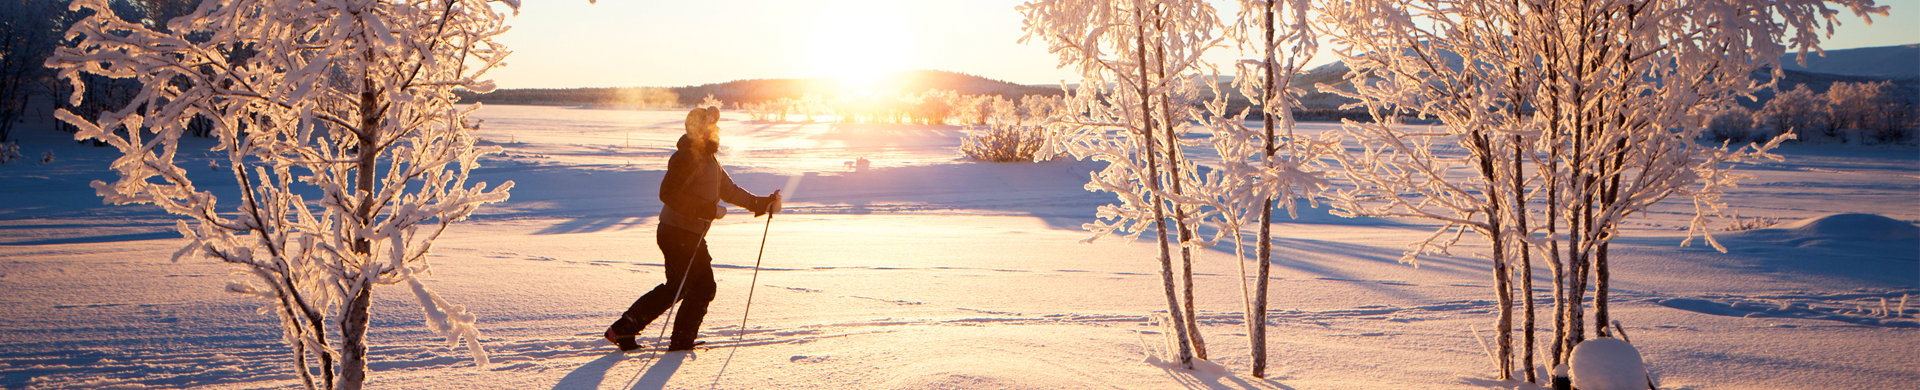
[606,107,781,352]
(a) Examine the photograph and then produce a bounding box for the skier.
[606,107,781,352]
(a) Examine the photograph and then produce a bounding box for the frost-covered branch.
[48,1,521,389]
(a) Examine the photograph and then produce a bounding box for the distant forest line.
[453,66,1914,127]
[456,70,1059,109]
[454,69,1377,123]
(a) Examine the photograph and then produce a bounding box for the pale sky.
[488,0,1920,89]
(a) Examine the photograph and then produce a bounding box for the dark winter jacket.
[659,135,771,235]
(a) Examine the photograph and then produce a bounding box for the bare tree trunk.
[1471,131,1512,381]
[1595,135,1628,339]
[1542,34,1569,372]
[336,284,373,390]
[1135,2,1192,369]
[1548,172,1565,369]
[1595,242,1611,337]
[1491,219,1513,381]
[1513,135,1537,384]
[336,72,382,389]
[1150,7,1206,360]
[1594,3,1649,341]
[1251,0,1278,377]
[1572,180,1595,349]
[1562,93,1594,363]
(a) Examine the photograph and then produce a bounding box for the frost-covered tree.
[1517,0,1883,372]
[1020,0,1224,369]
[1320,0,1538,378]
[1827,81,1914,142]
[54,1,206,142]
[1202,0,1330,378]
[47,0,520,388]
[1321,0,1886,383]
[1756,84,1834,138]
[0,0,79,142]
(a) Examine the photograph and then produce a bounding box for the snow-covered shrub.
[1827,81,1916,143]
[1567,337,1649,390]
[959,121,1046,162]
[1705,106,1762,143]
[1757,85,1834,139]
[38,151,52,164]
[0,142,19,164]
[48,1,519,389]
[1722,215,1781,232]
[700,94,725,110]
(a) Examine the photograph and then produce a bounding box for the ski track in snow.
[2,106,1916,389]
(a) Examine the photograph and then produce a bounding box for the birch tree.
[1019,0,1223,369]
[1320,0,1886,383]
[1518,0,1885,370]
[1210,0,1328,378]
[1320,0,1536,378]
[48,0,521,388]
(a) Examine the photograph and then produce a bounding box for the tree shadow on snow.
[1157,360,1297,390]
[464,164,666,235]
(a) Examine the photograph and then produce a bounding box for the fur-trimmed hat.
[685,107,719,139]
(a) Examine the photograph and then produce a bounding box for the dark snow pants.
[610,226,716,347]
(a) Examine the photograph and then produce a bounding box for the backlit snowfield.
[2,105,1915,389]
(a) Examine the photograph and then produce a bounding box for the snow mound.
[1568,337,1648,390]
[1774,213,1918,241]
[1735,213,1919,242]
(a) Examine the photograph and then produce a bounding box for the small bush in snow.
[1722,215,1780,232]
[960,121,1047,162]
[0,143,18,164]
[1704,106,1763,143]
[39,151,52,164]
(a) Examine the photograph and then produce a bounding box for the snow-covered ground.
[2,105,1915,389]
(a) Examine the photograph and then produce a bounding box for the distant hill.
[1271,55,1917,112]
[460,70,1062,108]
[679,70,1061,105]
[1178,62,1368,121]
[1778,44,1919,80]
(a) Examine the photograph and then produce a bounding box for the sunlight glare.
[810,0,912,94]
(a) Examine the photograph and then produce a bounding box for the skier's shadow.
[552,352,688,390]
[631,353,688,389]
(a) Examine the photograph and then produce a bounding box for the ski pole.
[710,208,773,388]
[735,209,773,344]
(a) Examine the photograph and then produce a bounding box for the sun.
[809,1,912,94]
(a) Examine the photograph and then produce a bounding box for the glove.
[713,204,726,219]
[755,190,782,217]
